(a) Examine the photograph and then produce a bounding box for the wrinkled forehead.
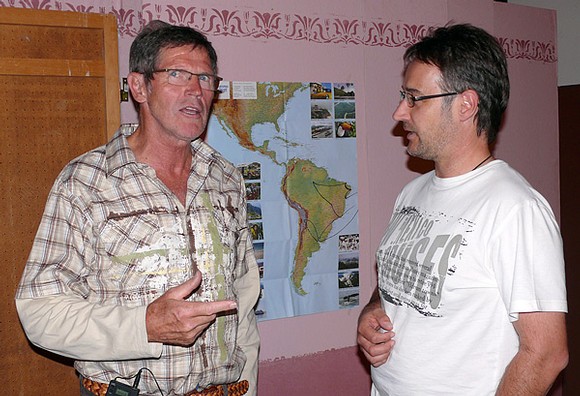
[157,44,208,61]
[157,45,214,71]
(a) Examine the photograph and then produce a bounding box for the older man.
[16,21,259,396]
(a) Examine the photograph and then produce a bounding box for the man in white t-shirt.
[357,23,568,395]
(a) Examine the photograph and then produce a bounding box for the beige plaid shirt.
[16,129,260,395]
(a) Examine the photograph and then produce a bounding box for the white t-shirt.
[372,160,567,396]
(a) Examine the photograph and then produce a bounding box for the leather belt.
[81,377,109,396]
[186,380,249,396]
[82,377,249,396]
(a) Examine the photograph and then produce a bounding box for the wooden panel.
[0,7,119,395]
[0,6,113,28]
[0,59,105,76]
[0,7,119,136]
[558,85,580,396]
[0,24,103,60]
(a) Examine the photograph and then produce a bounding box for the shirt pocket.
[93,212,164,295]
[96,212,160,258]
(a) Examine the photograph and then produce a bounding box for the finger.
[376,315,394,332]
[179,301,237,323]
[361,340,394,367]
[359,321,394,344]
[361,348,389,367]
[358,330,395,359]
[200,300,237,316]
[165,272,203,300]
[357,336,374,355]
[371,357,389,368]
[370,329,395,344]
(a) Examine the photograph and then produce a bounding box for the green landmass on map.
[282,158,351,295]
[213,82,305,164]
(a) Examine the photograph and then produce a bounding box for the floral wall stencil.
[1,1,556,62]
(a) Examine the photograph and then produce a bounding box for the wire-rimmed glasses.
[399,90,458,108]
[153,68,223,91]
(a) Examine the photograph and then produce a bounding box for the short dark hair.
[404,23,509,144]
[129,20,219,83]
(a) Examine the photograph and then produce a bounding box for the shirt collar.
[104,127,219,178]
[105,128,136,177]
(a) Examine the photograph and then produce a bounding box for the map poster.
[206,81,359,321]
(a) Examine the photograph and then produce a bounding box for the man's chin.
[405,145,419,157]
[406,146,428,160]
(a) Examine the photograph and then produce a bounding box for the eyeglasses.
[153,68,223,91]
[399,90,458,108]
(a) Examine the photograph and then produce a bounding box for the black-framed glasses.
[153,68,223,91]
[399,90,458,108]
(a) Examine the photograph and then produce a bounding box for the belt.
[186,380,249,396]
[81,377,108,396]
[82,377,249,396]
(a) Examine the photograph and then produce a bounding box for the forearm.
[365,287,381,309]
[234,262,260,396]
[359,286,383,322]
[16,295,162,361]
[496,350,566,395]
[496,312,568,396]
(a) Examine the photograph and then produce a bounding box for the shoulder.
[56,145,107,188]
[194,139,243,183]
[53,130,126,194]
[481,161,552,209]
[471,161,560,237]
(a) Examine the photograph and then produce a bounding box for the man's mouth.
[181,105,202,116]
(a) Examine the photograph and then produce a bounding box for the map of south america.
[283,158,351,294]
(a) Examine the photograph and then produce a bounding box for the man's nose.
[185,76,203,95]
[392,100,409,122]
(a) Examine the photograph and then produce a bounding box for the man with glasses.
[16,21,259,396]
[357,23,567,395]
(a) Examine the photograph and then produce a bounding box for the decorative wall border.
[0,2,557,63]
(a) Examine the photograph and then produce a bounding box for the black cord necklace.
[472,154,493,171]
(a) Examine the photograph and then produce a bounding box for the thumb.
[165,271,203,300]
[377,313,394,331]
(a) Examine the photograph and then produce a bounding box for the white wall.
[509,0,580,86]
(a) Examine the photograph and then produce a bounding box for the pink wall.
[1,0,560,394]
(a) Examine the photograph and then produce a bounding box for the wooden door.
[0,7,119,394]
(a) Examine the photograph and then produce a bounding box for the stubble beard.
[406,137,434,160]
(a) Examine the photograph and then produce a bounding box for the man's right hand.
[357,299,395,367]
[146,271,237,346]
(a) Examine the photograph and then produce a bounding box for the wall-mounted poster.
[207,81,359,321]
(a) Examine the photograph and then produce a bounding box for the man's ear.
[127,72,148,104]
[458,89,479,122]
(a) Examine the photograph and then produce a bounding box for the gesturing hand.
[357,302,395,367]
[146,271,237,346]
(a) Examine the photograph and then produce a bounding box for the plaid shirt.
[16,129,260,395]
